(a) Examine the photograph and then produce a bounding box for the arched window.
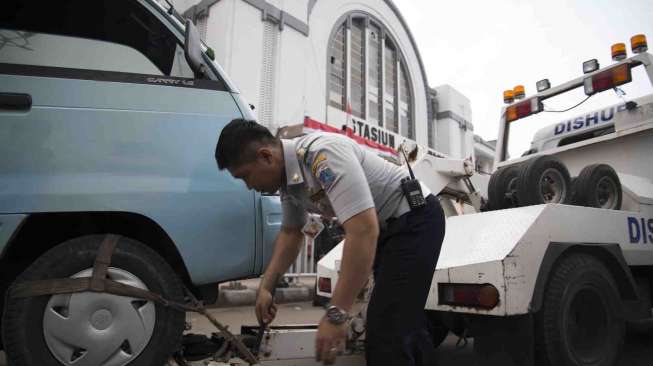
[384,39,397,133]
[368,23,382,126]
[327,14,415,140]
[400,63,413,139]
[328,23,346,110]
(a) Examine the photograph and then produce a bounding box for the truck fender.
[529,242,639,313]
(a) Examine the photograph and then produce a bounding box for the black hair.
[215,119,277,170]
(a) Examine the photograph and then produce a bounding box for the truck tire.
[517,155,572,206]
[2,235,186,366]
[426,311,449,348]
[569,177,578,204]
[535,253,624,366]
[488,164,522,210]
[573,164,622,210]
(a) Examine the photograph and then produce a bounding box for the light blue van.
[0,0,281,364]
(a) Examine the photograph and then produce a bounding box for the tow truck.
[315,35,653,366]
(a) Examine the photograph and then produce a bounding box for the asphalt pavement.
[1,301,651,365]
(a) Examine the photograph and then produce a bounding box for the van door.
[0,0,256,284]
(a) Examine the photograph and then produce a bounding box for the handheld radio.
[400,149,426,210]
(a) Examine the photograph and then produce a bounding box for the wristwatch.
[325,305,349,325]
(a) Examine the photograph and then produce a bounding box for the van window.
[0,0,194,78]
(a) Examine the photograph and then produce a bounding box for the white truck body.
[222,48,653,366]
[428,52,653,316]
[316,51,653,366]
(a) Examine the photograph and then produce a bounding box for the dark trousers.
[365,195,446,366]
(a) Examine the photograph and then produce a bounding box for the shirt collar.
[281,138,304,186]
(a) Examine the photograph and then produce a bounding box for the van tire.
[573,164,622,210]
[534,253,624,366]
[2,235,185,366]
[517,155,572,206]
[488,164,522,210]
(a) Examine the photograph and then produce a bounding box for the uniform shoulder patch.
[316,164,336,190]
[311,152,328,175]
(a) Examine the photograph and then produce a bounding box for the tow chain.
[9,234,260,365]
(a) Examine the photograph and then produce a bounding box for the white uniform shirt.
[280,132,410,229]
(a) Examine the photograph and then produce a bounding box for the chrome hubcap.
[43,268,156,366]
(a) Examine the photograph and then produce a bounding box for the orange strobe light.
[631,34,648,54]
[611,43,627,61]
[503,90,514,104]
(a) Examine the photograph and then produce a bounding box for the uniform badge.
[317,165,336,190]
[311,153,328,175]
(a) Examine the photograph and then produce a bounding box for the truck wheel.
[535,253,624,366]
[569,177,578,204]
[573,164,622,210]
[2,235,185,366]
[517,155,571,206]
[488,164,522,210]
[426,311,449,348]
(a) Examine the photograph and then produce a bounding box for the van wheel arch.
[0,212,195,301]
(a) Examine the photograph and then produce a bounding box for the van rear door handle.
[0,93,32,111]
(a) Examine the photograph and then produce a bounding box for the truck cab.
[0,1,281,364]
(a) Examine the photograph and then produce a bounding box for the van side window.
[0,0,194,78]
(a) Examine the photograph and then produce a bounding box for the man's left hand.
[315,316,347,365]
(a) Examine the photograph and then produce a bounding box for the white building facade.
[174,0,494,168]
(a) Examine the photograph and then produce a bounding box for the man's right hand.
[255,287,278,325]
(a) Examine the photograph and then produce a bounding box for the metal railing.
[285,235,318,281]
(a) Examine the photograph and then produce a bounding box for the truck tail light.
[506,97,542,122]
[438,283,500,309]
[318,277,332,293]
[584,63,632,96]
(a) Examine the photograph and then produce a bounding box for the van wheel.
[573,164,622,210]
[2,235,185,366]
[488,164,522,210]
[517,155,571,206]
[535,253,624,366]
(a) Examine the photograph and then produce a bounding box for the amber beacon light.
[503,90,515,104]
[611,43,627,61]
[631,34,648,53]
